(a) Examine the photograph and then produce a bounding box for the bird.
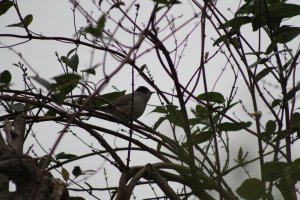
[99,86,153,121]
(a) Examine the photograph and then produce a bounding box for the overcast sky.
[1,0,300,199]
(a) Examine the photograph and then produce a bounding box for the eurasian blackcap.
[100,86,153,121]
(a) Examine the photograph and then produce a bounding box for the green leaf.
[266,40,277,54]
[286,86,300,102]
[230,37,241,49]
[108,1,125,11]
[72,166,82,177]
[248,58,268,69]
[275,26,300,44]
[252,14,266,31]
[0,70,11,85]
[150,104,184,127]
[84,15,106,38]
[96,15,106,31]
[291,112,300,129]
[248,3,300,32]
[23,14,33,27]
[0,0,13,16]
[254,67,275,83]
[53,73,81,84]
[151,106,167,114]
[271,99,282,108]
[44,109,56,117]
[81,68,96,75]
[292,158,300,168]
[151,104,178,114]
[153,116,167,130]
[67,48,76,57]
[138,64,147,74]
[276,179,296,200]
[166,105,185,127]
[267,26,300,54]
[189,130,214,145]
[265,120,276,134]
[262,161,288,181]
[291,159,300,182]
[61,54,79,72]
[188,117,210,127]
[236,178,265,200]
[282,58,292,71]
[51,74,81,104]
[221,16,252,30]
[236,1,253,15]
[213,31,238,46]
[192,105,209,120]
[152,105,184,127]
[60,56,67,63]
[7,14,33,27]
[56,152,77,160]
[219,121,251,131]
[213,35,228,46]
[197,92,225,104]
[84,26,99,37]
[67,54,79,71]
[51,92,66,104]
[273,129,296,141]
[31,76,51,89]
[188,117,201,126]
[237,147,244,164]
[272,3,300,22]
[219,101,239,116]
[61,167,69,181]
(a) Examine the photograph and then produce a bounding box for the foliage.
[0,0,300,199]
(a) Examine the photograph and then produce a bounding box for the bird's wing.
[112,94,132,107]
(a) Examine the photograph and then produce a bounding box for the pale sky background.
[0,0,300,199]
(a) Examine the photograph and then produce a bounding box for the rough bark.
[0,116,69,200]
